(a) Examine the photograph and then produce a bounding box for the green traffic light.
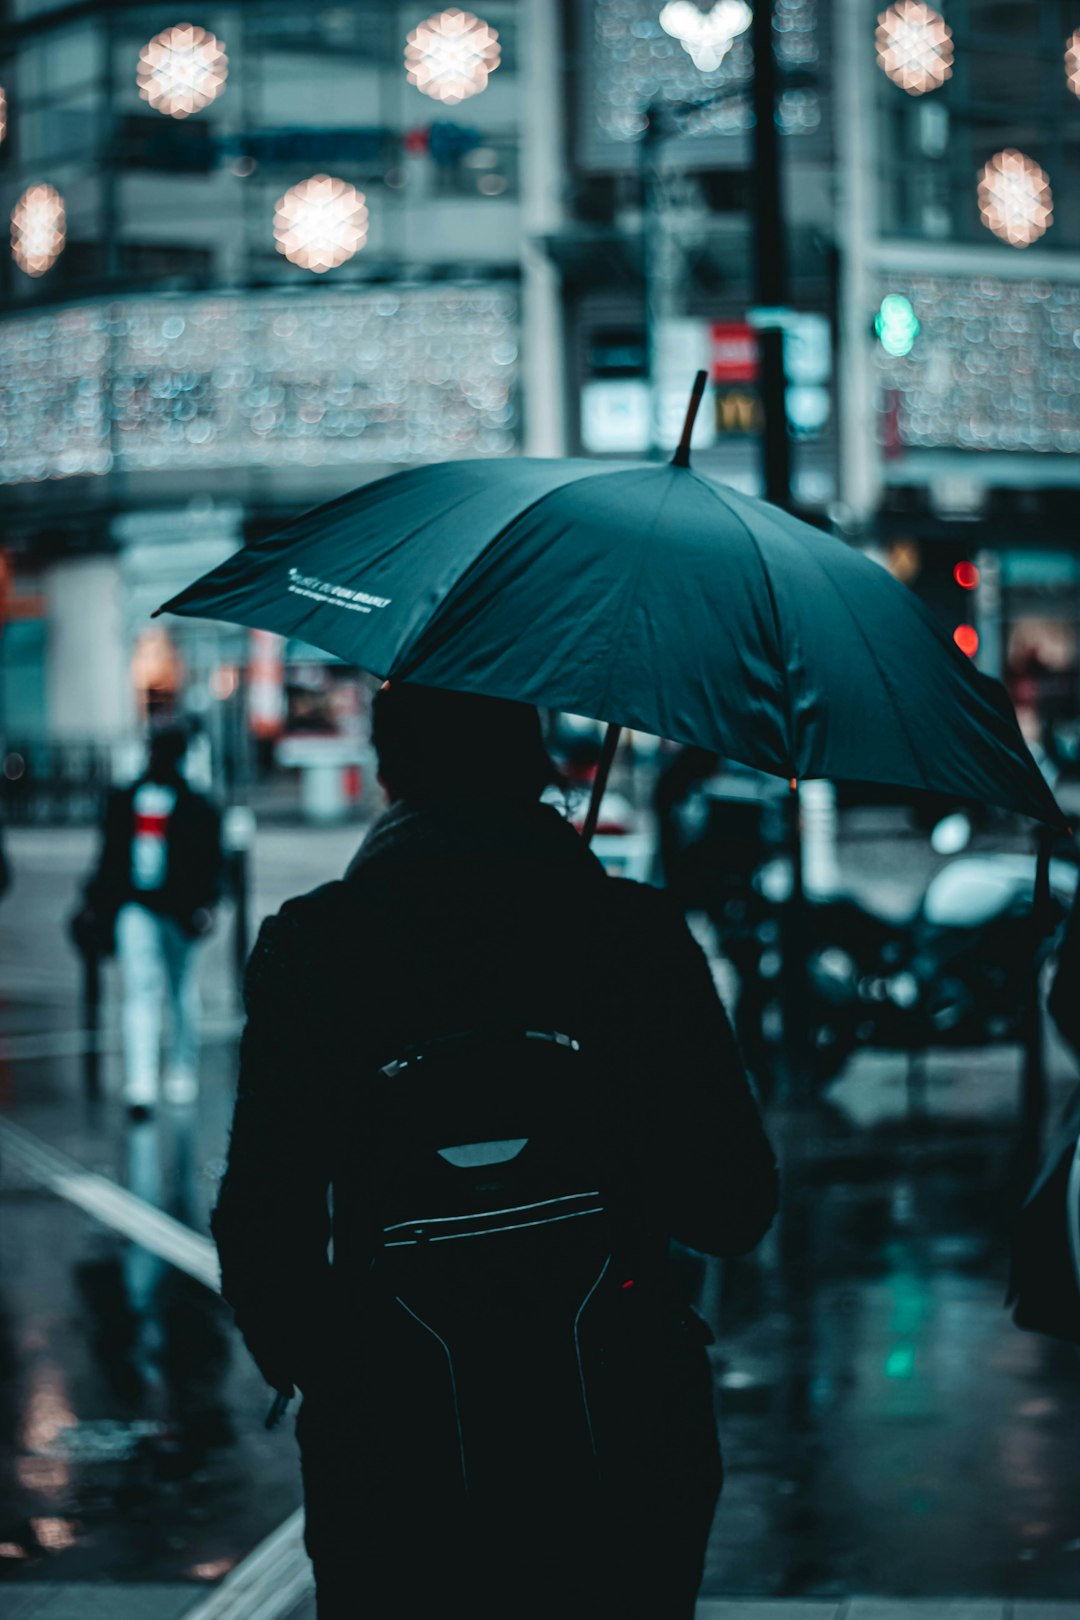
[875,294,920,358]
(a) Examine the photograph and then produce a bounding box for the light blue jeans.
[116,902,201,1105]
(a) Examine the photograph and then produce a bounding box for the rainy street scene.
[2,3,1080,1619]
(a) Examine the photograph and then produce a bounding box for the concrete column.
[45,556,135,741]
[519,0,567,457]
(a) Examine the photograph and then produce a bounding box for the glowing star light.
[405,10,500,105]
[659,2,752,72]
[875,2,953,95]
[977,149,1053,248]
[137,24,228,119]
[273,175,369,273]
[11,184,66,277]
[1067,29,1080,99]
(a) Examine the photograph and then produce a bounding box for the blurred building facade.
[0,0,545,795]
[0,0,1077,791]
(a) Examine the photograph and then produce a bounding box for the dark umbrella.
[157,374,1062,831]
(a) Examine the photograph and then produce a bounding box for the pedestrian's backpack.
[364,1023,653,1509]
[1007,1079,1080,1343]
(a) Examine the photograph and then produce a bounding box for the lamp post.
[639,4,801,498]
[749,0,791,511]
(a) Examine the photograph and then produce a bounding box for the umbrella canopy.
[158,450,1062,827]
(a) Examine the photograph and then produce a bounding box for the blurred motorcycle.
[802,850,1077,1083]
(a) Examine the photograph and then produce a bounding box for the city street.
[1,0,1079,1612]
[2,816,1079,1617]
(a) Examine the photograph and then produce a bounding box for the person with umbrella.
[211,680,778,1618]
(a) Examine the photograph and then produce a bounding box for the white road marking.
[182,1509,312,1620]
[0,1113,317,1617]
[0,1115,220,1290]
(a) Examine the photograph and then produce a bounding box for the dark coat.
[86,773,223,933]
[212,798,778,1617]
[1049,884,1080,1060]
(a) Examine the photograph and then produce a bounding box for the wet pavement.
[2,819,1080,1616]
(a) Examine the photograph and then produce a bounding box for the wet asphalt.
[2,818,1080,1616]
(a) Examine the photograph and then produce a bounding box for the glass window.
[17,91,102,167]
[17,26,100,103]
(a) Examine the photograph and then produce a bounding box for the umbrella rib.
[595,470,683,723]
[696,475,935,791]
[798,546,938,792]
[691,473,797,778]
[389,463,618,683]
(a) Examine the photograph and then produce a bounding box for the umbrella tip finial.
[671,370,708,470]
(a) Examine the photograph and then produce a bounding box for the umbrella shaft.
[581,724,622,846]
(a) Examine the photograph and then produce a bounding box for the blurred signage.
[783,313,831,385]
[710,322,758,383]
[657,320,715,450]
[587,327,646,378]
[1000,550,1080,588]
[714,389,761,437]
[581,379,649,453]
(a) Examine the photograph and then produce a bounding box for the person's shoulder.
[244,880,349,1000]
[268,879,351,939]
[600,875,684,921]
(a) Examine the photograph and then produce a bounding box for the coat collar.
[344,798,605,881]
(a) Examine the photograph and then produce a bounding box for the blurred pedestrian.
[213,683,778,1620]
[83,721,223,1116]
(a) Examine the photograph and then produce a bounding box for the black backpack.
[362,1023,643,1505]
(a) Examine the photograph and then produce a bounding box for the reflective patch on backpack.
[383,1187,605,1247]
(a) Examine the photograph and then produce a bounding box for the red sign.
[710,322,758,384]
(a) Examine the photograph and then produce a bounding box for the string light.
[875,2,953,95]
[11,184,66,277]
[977,150,1053,248]
[273,176,369,273]
[405,10,501,104]
[137,24,228,119]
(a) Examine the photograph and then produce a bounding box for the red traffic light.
[953,625,979,658]
[953,560,980,590]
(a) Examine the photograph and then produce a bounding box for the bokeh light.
[0,89,7,146]
[405,10,501,105]
[875,293,920,357]
[953,625,979,657]
[273,176,369,273]
[953,560,979,590]
[875,3,953,95]
[137,24,228,119]
[1066,28,1080,99]
[658,1,753,73]
[977,150,1053,248]
[11,184,66,277]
